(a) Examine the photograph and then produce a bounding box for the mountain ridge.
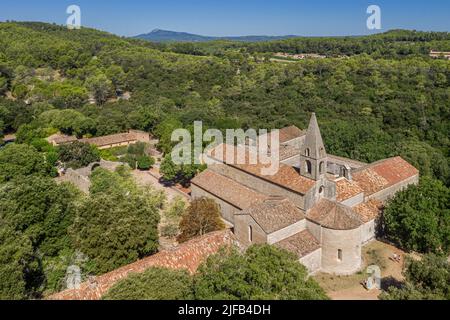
[134,29,299,42]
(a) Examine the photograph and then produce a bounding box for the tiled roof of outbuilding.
[237,197,305,234]
[80,132,137,147]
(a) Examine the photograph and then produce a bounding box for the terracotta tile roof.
[3,134,16,142]
[278,126,306,144]
[258,125,306,145]
[307,199,364,230]
[279,144,300,161]
[354,199,383,223]
[48,230,234,300]
[191,170,268,210]
[80,132,137,147]
[353,157,419,196]
[208,144,316,195]
[275,230,321,258]
[46,134,78,145]
[237,197,305,234]
[335,178,364,202]
[233,163,316,195]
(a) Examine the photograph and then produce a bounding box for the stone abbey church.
[191,114,419,275]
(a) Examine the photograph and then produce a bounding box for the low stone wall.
[341,192,364,207]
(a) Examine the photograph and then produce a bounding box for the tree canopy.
[71,168,164,274]
[383,177,450,254]
[381,254,450,300]
[0,143,55,183]
[103,267,194,300]
[194,245,329,300]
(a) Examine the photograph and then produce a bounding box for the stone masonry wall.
[234,215,267,247]
[321,227,362,275]
[299,248,322,274]
[267,220,306,245]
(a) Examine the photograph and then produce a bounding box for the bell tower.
[300,113,328,181]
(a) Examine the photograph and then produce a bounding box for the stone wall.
[360,220,376,244]
[58,169,91,194]
[234,214,267,247]
[341,192,364,207]
[191,185,241,225]
[320,227,362,275]
[299,248,322,274]
[267,220,306,245]
[210,164,306,209]
[306,220,323,243]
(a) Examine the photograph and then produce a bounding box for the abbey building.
[191,113,419,274]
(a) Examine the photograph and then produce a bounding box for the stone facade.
[191,113,420,275]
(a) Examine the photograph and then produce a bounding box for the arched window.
[248,225,253,243]
[338,249,343,262]
[305,160,312,174]
[319,161,325,174]
[305,148,311,157]
[319,186,325,195]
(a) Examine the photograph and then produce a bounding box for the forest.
[0,22,449,300]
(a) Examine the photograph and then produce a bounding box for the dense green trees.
[58,142,100,169]
[381,254,449,300]
[194,245,328,300]
[1,23,448,188]
[383,178,450,254]
[0,144,55,182]
[103,267,194,300]
[160,154,206,186]
[0,176,80,299]
[71,168,164,274]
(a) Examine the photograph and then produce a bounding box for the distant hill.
[134,29,298,42]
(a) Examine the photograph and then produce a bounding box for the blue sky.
[1,0,449,37]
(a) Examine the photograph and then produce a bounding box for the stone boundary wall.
[48,230,234,300]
